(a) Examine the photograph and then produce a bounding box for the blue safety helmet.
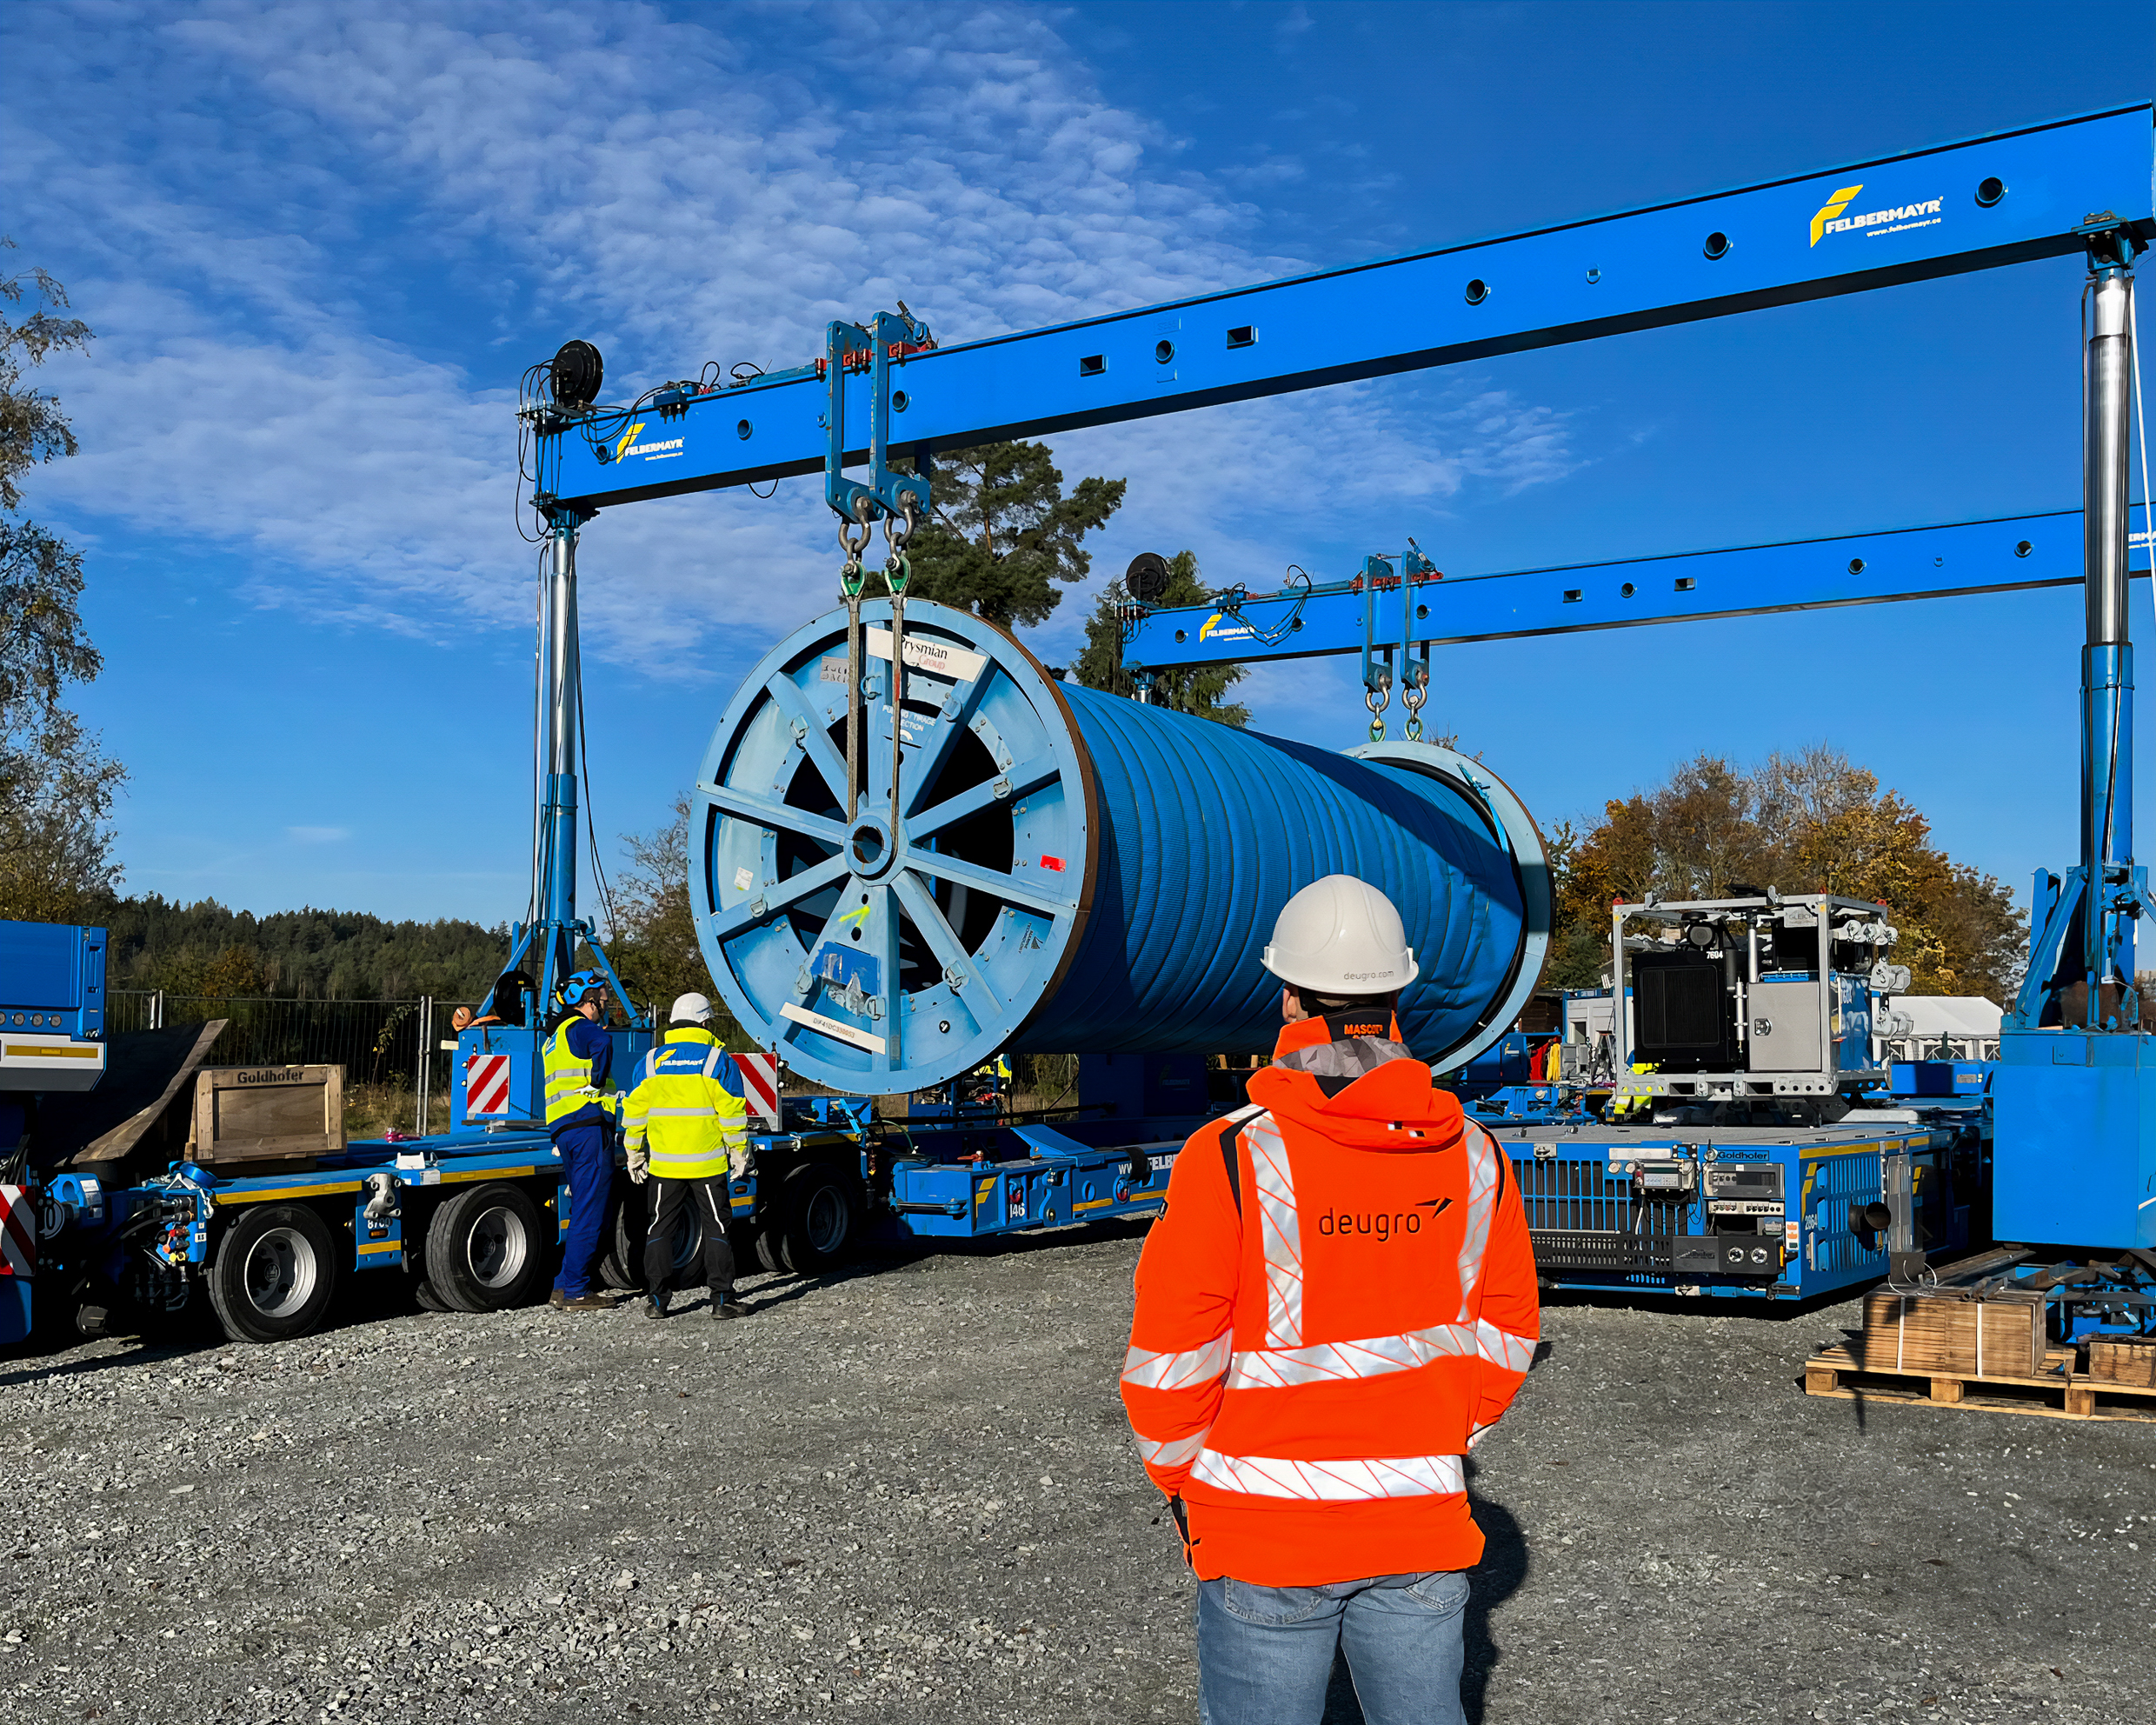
[559,969,608,1008]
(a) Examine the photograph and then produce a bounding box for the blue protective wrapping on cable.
[1024,685,1533,1063]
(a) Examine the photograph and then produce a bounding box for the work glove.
[625,1144,649,1186]
[1167,1495,1199,1571]
[726,1141,753,1182]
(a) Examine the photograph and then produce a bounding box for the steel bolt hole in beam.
[693,599,1092,1093]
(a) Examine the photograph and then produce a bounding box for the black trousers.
[644,1176,737,1299]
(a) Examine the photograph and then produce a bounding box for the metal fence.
[110,992,442,1132]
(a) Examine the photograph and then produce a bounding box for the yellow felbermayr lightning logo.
[1198,612,1226,641]
[614,421,648,461]
[1809,183,1864,247]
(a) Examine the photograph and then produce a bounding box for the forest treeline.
[101,896,512,1002]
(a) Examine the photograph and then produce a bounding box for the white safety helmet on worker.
[669,992,714,1025]
[1261,874,1418,993]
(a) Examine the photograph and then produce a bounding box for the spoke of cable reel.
[704,852,849,942]
[902,667,996,821]
[902,847,1072,918]
[890,871,1005,1021]
[766,671,855,815]
[700,781,849,850]
[908,752,1061,842]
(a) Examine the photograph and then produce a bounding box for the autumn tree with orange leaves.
[1543,745,2025,1001]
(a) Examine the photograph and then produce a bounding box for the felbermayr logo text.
[1197,612,1253,643]
[1808,183,1945,247]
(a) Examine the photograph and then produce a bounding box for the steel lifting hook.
[1401,654,1429,743]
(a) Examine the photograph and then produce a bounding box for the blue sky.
[2,0,2152,929]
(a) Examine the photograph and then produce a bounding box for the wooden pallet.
[1802,1342,2156,1423]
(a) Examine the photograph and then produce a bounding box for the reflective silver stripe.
[1227,1322,1477,1390]
[702,1047,724,1079]
[1467,1421,1495,1451]
[1189,1450,1465,1501]
[1121,1331,1232,1391]
[1247,1115,1302,1349]
[1454,1123,1500,1319]
[1475,1316,1535,1373]
[1134,1431,1208,1468]
[645,1106,721,1118]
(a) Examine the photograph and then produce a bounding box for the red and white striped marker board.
[0,1186,37,1280]
[465,1053,513,1116]
[736,1050,781,1129]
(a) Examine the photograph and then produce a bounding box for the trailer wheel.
[424,1183,548,1311]
[777,1164,859,1274]
[600,1184,706,1291]
[751,1227,786,1275]
[596,1187,642,1290]
[206,1204,339,1344]
[646,1195,706,1294]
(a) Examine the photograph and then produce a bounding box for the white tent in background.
[1888,996,2002,1062]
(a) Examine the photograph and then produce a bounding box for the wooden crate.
[1856,1288,2046,1380]
[2088,1335,2156,1389]
[189,1065,345,1169]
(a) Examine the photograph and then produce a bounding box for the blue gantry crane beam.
[529,104,2153,516]
[1117,511,2153,673]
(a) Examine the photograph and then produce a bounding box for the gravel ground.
[2,1225,2151,1725]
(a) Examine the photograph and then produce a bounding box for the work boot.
[558,1292,615,1312]
[644,1291,670,1321]
[548,1288,567,1309]
[711,1296,748,1321]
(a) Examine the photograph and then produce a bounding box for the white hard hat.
[1262,875,1418,994]
[669,992,714,1024]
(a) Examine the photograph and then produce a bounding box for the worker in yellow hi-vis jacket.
[621,993,751,1322]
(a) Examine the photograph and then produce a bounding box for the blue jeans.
[551,1120,613,1299]
[1196,1569,1468,1725]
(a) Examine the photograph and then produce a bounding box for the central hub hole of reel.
[848,819,891,876]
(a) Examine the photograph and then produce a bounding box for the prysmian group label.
[866,629,987,684]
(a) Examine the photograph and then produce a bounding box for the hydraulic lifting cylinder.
[2080,262,2135,1009]
[691,599,1550,1094]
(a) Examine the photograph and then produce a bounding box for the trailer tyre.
[599,1182,709,1292]
[206,1204,340,1344]
[777,1163,859,1274]
[424,1183,549,1311]
[596,1187,643,1290]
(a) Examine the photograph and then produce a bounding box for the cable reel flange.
[692,598,1098,1095]
[1344,741,1554,1074]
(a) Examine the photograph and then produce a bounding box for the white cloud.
[2,0,1577,712]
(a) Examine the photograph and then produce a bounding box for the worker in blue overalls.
[543,969,622,1312]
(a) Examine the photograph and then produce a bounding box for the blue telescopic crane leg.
[537,512,583,1009]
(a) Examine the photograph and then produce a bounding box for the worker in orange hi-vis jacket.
[1120,874,1540,1725]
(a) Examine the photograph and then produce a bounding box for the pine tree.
[1075,550,1250,725]
[902,442,1125,629]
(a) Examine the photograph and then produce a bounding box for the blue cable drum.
[692,599,1548,1095]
